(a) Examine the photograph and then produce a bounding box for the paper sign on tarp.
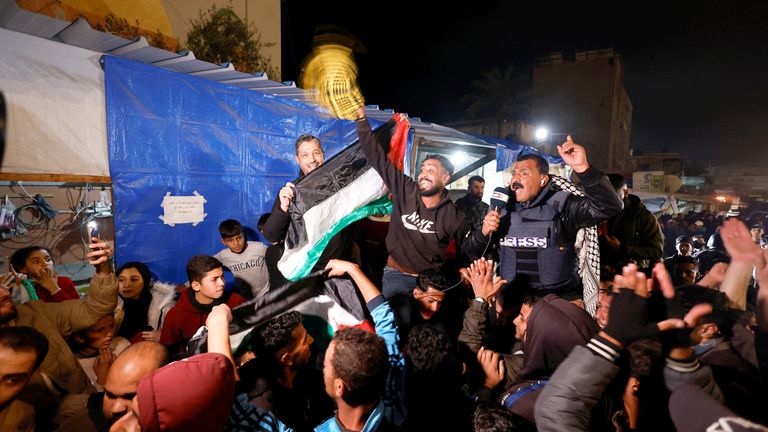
[159,191,208,226]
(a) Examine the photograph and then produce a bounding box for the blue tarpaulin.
[104,56,377,283]
[468,134,563,172]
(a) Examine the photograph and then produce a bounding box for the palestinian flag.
[185,271,368,356]
[278,115,411,280]
[225,271,366,353]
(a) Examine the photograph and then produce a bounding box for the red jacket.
[34,276,80,303]
[159,288,246,353]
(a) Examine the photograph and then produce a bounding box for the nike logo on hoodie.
[401,211,436,234]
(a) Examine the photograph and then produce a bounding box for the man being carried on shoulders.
[354,108,496,298]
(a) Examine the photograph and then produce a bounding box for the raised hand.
[557,135,589,174]
[757,249,768,288]
[278,182,296,212]
[87,239,113,275]
[324,259,361,278]
[38,266,59,294]
[2,262,25,294]
[721,218,763,263]
[602,263,711,348]
[0,272,21,294]
[477,346,506,389]
[464,258,506,303]
[206,304,232,328]
[94,348,115,385]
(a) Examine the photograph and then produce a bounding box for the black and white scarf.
[549,175,601,316]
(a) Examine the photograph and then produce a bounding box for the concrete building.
[708,164,768,200]
[631,152,686,176]
[532,48,632,172]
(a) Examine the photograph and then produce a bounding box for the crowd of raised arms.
[1,113,767,431]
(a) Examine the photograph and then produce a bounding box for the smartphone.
[86,221,100,241]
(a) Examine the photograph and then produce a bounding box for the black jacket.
[604,193,663,270]
[355,118,489,273]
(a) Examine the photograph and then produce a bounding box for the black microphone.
[490,187,510,212]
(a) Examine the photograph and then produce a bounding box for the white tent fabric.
[0,28,108,176]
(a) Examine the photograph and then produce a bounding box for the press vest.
[499,189,579,291]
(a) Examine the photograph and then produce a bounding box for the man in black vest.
[492,136,623,298]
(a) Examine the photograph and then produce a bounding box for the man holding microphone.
[486,137,623,299]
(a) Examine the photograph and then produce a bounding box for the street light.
[533,126,569,154]
[534,127,549,142]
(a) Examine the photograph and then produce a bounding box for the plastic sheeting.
[104,56,372,283]
[0,28,109,176]
[481,133,564,173]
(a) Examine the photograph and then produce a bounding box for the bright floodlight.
[450,151,468,166]
[535,127,549,141]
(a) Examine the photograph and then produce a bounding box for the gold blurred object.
[299,44,365,120]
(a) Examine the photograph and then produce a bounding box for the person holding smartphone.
[0,234,117,426]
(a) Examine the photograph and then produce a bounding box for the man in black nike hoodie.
[355,109,495,298]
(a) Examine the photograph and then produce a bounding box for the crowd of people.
[2,112,768,431]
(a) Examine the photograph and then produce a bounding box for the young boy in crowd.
[159,255,246,354]
[214,219,270,299]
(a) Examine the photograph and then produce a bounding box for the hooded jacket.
[138,353,235,431]
[519,294,599,380]
[356,118,489,273]
[497,295,599,421]
[159,288,245,353]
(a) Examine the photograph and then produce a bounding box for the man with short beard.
[355,109,496,298]
[262,134,356,274]
[455,175,490,231]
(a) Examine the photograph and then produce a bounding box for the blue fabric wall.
[472,134,564,173]
[104,56,362,283]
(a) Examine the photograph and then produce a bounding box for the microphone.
[490,187,510,212]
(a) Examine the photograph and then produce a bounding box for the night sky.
[282,0,768,163]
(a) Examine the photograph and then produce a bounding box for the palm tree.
[461,65,531,138]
